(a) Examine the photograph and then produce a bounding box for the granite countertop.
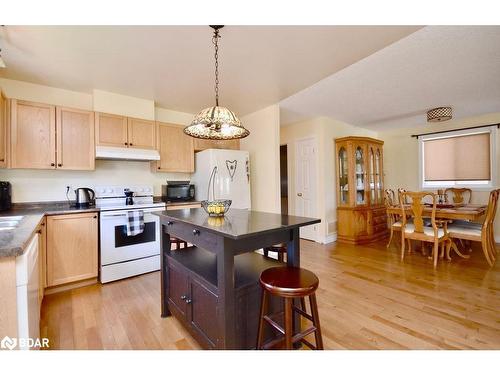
[155,208,321,240]
[0,201,100,258]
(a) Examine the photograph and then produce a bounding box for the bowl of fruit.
[201,199,232,217]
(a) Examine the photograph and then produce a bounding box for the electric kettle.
[74,187,95,208]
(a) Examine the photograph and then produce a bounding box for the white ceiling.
[280,26,500,130]
[0,25,421,115]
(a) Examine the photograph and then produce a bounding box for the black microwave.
[162,182,195,202]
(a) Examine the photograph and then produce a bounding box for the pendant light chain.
[213,28,220,107]
[184,25,249,140]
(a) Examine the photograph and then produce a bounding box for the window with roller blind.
[419,127,497,189]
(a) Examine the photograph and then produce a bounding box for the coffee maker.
[0,181,12,211]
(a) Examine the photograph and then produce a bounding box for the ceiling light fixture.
[184,26,249,140]
[427,107,452,122]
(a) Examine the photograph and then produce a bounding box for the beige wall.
[0,78,93,110]
[0,78,193,202]
[240,104,281,214]
[379,112,500,240]
[93,89,155,120]
[281,116,377,243]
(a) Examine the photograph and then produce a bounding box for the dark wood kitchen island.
[155,208,320,349]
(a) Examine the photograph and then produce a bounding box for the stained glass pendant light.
[184,25,250,140]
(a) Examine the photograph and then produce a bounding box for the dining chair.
[385,189,400,248]
[400,191,450,268]
[446,189,499,267]
[397,188,408,204]
[444,188,472,204]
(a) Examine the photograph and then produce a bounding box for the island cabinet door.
[188,278,218,348]
[167,262,189,318]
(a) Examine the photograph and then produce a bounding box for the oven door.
[100,208,161,266]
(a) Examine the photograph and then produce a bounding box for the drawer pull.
[167,221,174,226]
[181,295,187,300]
[185,298,192,304]
[193,229,200,236]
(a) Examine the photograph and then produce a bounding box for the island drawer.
[163,220,218,250]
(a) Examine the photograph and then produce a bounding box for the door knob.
[297,193,303,197]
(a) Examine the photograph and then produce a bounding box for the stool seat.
[260,267,319,298]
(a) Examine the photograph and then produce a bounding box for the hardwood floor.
[40,239,500,349]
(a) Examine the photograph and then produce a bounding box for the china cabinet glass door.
[354,146,366,205]
[375,149,383,204]
[369,147,376,204]
[338,147,349,205]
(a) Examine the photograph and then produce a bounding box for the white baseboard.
[321,233,337,244]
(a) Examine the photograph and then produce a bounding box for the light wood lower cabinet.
[37,218,46,305]
[194,138,240,151]
[0,90,7,168]
[46,212,98,287]
[153,122,194,173]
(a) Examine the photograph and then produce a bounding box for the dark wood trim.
[411,123,500,139]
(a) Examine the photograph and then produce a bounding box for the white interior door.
[295,138,318,241]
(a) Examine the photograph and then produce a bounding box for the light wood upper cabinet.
[56,107,95,170]
[0,91,7,168]
[46,212,98,287]
[10,99,56,169]
[96,112,156,149]
[95,112,128,147]
[127,117,156,149]
[194,138,240,151]
[153,122,194,173]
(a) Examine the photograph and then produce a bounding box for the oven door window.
[114,222,156,248]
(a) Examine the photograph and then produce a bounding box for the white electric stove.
[95,185,165,283]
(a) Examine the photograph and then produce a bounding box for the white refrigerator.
[191,149,251,209]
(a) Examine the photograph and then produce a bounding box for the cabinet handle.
[50,162,55,166]
[180,295,187,300]
[93,215,97,219]
[58,163,62,167]
[158,166,161,170]
[167,221,174,226]
[129,143,133,146]
[0,159,4,162]
[37,229,42,234]
[193,229,200,236]
[297,193,302,197]
[185,298,192,304]
[125,142,128,146]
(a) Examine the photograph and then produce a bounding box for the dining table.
[386,203,488,259]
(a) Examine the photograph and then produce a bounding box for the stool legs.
[284,298,293,349]
[256,290,268,349]
[309,293,324,349]
[257,292,323,350]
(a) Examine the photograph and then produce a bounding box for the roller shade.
[424,132,491,181]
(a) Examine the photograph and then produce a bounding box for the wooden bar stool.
[263,243,287,262]
[256,267,323,350]
[170,236,188,250]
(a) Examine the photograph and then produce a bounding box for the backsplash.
[0,160,190,202]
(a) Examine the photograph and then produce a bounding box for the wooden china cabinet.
[335,136,387,244]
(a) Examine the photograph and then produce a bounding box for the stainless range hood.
[96,146,160,161]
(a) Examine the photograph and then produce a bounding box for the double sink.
[0,216,24,231]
